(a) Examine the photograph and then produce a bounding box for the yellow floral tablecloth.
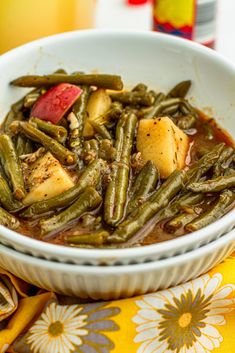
[0,254,235,353]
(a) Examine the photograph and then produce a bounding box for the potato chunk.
[84,89,111,137]
[136,117,189,178]
[23,152,74,205]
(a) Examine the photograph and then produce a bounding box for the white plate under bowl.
[0,30,235,265]
[0,230,234,300]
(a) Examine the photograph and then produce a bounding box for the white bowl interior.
[0,30,235,265]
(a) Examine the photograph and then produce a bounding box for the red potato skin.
[30,83,83,124]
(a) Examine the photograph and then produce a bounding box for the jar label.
[194,0,217,47]
[153,0,217,47]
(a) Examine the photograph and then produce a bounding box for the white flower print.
[133,273,235,353]
[13,302,120,353]
[27,302,88,353]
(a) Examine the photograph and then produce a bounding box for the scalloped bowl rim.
[1,226,235,274]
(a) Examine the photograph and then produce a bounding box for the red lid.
[127,0,148,5]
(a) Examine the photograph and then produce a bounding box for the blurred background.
[0,0,234,61]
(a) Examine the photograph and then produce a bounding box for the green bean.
[186,143,225,184]
[165,212,197,233]
[80,214,101,228]
[151,98,197,118]
[167,80,192,98]
[144,92,166,119]
[172,98,194,117]
[17,121,76,165]
[162,104,180,116]
[0,207,20,230]
[136,107,151,119]
[23,89,42,108]
[213,146,234,177]
[68,86,90,155]
[40,187,102,236]
[110,91,154,107]
[104,111,137,226]
[154,92,166,102]
[132,83,148,92]
[175,114,196,130]
[179,100,197,116]
[108,170,185,243]
[149,90,159,101]
[185,190,235,232]
[66,230,109,246]
[152,98,181,117]
[187,174,235,193]
[3,110,25,134]
[55,68,68,74]
[95,103,123,125]
[157,193,204,222]
[15,135,27,157]
[221,152,235,170]
[89,119,112,140]
[130,161,158,196]
[29,117,68,143]
[178,192,204,205]
[127,161,159,214]
[83,139,99,164]
[0,175,22,211]
[84,139,99,152]
[0,134,25,200]
[24,140,34,155]
[11,98,24,113]
[3,111,16,133]
[15,135,33,156]
[98,139,116,162]
[11,74,124,90]
[21,159,106,218]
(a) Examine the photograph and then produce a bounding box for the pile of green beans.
[0,71,233,246]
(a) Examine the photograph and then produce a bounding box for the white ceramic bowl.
[0,230,234,299]
[0,30,235,265]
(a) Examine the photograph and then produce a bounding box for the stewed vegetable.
[0,70,233,248]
